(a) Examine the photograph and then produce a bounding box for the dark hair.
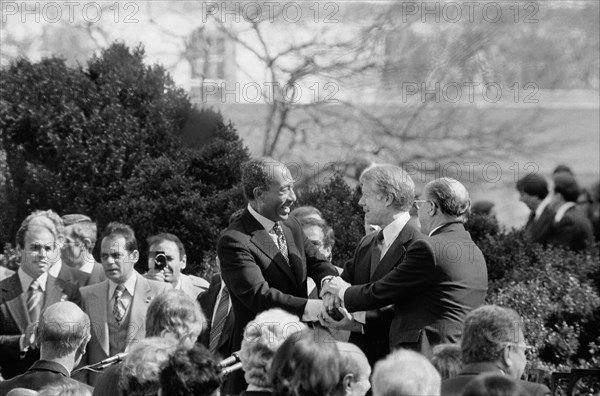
[147,233,186,258]
[516,174,548,200]
[553,172,580,202]
[462,373,528,396]
[270,330,345,396]
[242,157,280,201]
[101,222,137,252]
[159,344,222,396]
[552,164,574,176]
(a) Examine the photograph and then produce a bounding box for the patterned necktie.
[113,284,126,324]
[27,280,43,323]
[209,287,230,354]
[272,222,289,262]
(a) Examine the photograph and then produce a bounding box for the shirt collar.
[535,195,553,220]
[381,212,410,247]
[47,259,62,278]
[248,203,277,232]
[18,267,48,292]
[79,260,95,274]
[428,225,445,237]
[108,272,137,298]
[555,202,576,223]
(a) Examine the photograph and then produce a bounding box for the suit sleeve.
[344,239,436,312]
[218,232,309,319]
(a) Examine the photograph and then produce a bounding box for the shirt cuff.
[353,311,366,324]
[320,275,334,289]
[302,299,321,322]
[338,285,350,307]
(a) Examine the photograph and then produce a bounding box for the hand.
[319,307,360,331]
[145,269,165,282]
[21,321,39,351]
[322,292,341,312]
[320,276,350,299]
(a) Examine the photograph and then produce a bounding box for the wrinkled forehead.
[101,235,128,252]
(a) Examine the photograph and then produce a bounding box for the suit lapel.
[369,235,382,281]
[371,224,416,280]
[3,275,29,332]
[283,222,304,286]
[249,227,297,286]
[44,276,62,307]
[127,273,151,347]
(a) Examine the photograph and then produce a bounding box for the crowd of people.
[0,157,596,396]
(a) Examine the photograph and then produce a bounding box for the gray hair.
[425,178,471,221]
[360,164,415,212]
[37,302,91,358]
[372,349,441,396]
[145,289,205,342]
[16,210,64,248]
[461,305,524,364]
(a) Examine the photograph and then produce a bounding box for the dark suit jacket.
[546,206,594,251]
[0,273,81,379]
[0,360,91,396]
[441,362,550,396]
[344,222,488,356]
[524,205,555,245]
[341,222,424,366]
[198,274,235,361]
[217,209,338,393]
[79,271,168,385]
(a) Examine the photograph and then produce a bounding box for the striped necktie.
[27,279,43,323]
[209,287,230,354]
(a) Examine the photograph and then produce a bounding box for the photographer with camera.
[145,233,209,299]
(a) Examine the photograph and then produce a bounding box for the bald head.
[38,302,90,358]
[424,178,470,219]
[337,342,371,396]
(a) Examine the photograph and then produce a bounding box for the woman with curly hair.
[239,309,307,395]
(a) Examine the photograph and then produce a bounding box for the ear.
[501,344,512,369]
[130,249,140,263]
[384,193,394,207]
[82,238,94,251]
[343,373,354,395]
[253,187,264,201]
[180,254,187,270]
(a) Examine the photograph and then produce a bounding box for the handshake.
[315,277,361,331]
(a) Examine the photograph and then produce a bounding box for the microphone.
[219,351,241,368]
[221,362,243,377]
[71,352,128,376]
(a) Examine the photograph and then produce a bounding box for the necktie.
[272,222,289,262]
[370,231,385,278]
[113,284,126,324]
[27,280,43,323]
[209,287,230,354]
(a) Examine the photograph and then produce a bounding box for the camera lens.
[154,252,168,271]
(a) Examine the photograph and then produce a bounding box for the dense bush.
[0,42,248,274]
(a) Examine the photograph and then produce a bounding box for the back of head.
[159,343,222,396]
[425,178,470,220]
[516,174,548,200]
[120,336,179,396]
[145,289,205,342]
[372,349,441,396]
[336,342,371,396]
[37,302,90,358]
[462,373,528,396]
[430,343,463,380]
[37,379,92,396]
[360,164,415,212]
[553,172,580,202]
[240,308,306,388]
[471,200,495,216]
[461,305,522,364]
[270,330,345,396]
[552,164,574,176]
[290,206,324,221]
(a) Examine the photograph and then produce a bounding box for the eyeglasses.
[504,342,534,357]
[413,199,433,209]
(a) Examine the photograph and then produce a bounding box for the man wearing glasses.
[441,305,550,396]
[322,177,488,357]
[0,211,81,379]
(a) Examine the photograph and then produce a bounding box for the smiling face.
[101,235,138,284]
[358,180,388,228]
[259,162,296,222]
[20,225,60,279]
[148,239,185,285]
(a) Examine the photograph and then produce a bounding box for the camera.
[154,251,168,271]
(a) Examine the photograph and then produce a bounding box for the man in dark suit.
[217,157,338,393]
[198,273,235,359]
[546,172,594,251]
[79,222,168,385]
[320,164,426,366]
[0,301,92,396]
[441,305,550,396]
[516,174,556,244]
[0,211,81,379]
[323,178,488,357]
[61,214,106,286]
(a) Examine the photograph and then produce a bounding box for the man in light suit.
[0,302,92,396]
[79,222,168,385]
[218,157,338,393]
[61,214,106,286]
[323,178,488,357]
[0,211,81,379]
[321,164,428,366]
[145,233,209,299]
